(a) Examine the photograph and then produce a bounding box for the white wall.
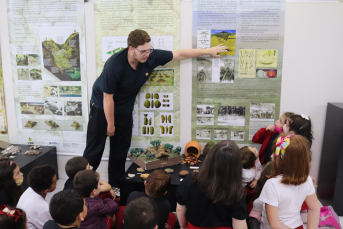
[1,1,343,179]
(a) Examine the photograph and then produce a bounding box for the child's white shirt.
[242,158,263,186]
[249,198,263,222]
[259,175,315,229]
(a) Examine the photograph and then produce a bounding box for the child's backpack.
[318,205,342,229]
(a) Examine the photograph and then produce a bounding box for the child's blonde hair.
[269,134,310,185]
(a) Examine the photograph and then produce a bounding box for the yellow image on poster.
[256,49,278,68]
[238,49,256,78]
[211,30,236,55]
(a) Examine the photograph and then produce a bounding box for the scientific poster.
[7,0,88,153]
[0,41,9,141]
[94,0,180,148]
[192,0,285,144]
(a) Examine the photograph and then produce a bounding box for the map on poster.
[94,0,180,149]
[6,0,88,153]
[192,0,285,144]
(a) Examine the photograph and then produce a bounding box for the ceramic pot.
[185,141,201,158]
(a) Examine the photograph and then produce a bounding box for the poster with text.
[7,0,88,154]
[94,0,180,149]
[192,0,285,144]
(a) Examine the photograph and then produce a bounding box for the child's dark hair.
[65,156,89,179]
[240,146,256,169]
[0,161,22,206]
[289,114,313,148]
[124,197,158,229]
[74,170,99,197]
[50,189,84,226]
[0,205,27,229]
[145,170,171,198]
[254,162,272,199]
[28,165,56,193]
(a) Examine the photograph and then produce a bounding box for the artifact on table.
[164,168,174,174]
[24,150,42,155]
[137,168,145,172]
[128,173,135,178]
[182,141,201,165]
[71,121,80,130]
[203,141,215,157]
[45,120,59,129]
[24,121,37,128]
[0,141,11,149]
[179,170,189,176]
[30,145,41,150]
[2,146,21,155]
[140,174,149,179]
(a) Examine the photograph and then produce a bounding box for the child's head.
[288,114,313,148]
[270,134,310,185]
[65,156,92,180]
[275,112,294,133]
[255,162,272,199]
[49,189,87,227]
[0,161,23,205]
[0,205,27,229]
[73,170,100,198]
[240,146,258,169]
[145,170,171,198]
[123,197,158,229]
[28,165,57,194]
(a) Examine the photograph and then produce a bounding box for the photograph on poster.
[44,86,58,97]
[16,54,28,66]
[256,69,277,78]
[64,101,82,116]
[140,112,154,136]
[211,30,236,55]
[28,54,41,66]
[197,117,214,125]
[214,130,227,140]
[250,103,275,121]
[59,86,82,97]
[256,49,278,68]
[196,129,211,140]
[238,49,256,78]
[218,106,245,126]
[20,102,44,115]
[197,30,211,49]
[197,105,214,116]
[231,131,244,141]
[148,69,174,86]
[44,101,63,115]
[40,27,81,81]
[197,58,212,83]
[30,69,42,80]
[17,68,30,80]
[219,59,234,83]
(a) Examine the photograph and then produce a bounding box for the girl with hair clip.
[287,114,314,149]
[0,161,24,206]
[176,140,247,229]
[0,205,27,229]
[259,134,320,229]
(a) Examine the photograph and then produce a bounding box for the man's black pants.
[83,104,133,187]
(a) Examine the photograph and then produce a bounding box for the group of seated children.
[0,113,321,229]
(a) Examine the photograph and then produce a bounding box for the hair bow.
[0,205,22,222]
[300,114,309,120]
[275,134,294,157]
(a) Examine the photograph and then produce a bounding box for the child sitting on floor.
[74,170,119,229]
[240,146,263,188]
[44,189,87,229]
[17,165,57,229]
[64,156,115,198]
[124,170,172,229]
[0,205,27,229]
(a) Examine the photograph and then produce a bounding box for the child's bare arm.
[305,193,320,229]
[176,203,188,229]
[99,179,112,192]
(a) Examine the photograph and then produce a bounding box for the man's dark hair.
[65,156,89,179]
[124,197,158,229]
[49,189,84,226]
[240,146,257,169]
[127,29,151,48]
[28,165,56,193]
[73,170,99,197]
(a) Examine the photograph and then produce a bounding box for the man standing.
[83,29,228,192]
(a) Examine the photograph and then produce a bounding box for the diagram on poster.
[22,118,84,131]
[140,92,173,110]
[238,49,256,78]
[39,26,81,81]
[159,112,173,137]
[256,49,278,68]
[148,69,174,86]
[140,112,154,136]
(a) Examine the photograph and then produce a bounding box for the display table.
[2,144,58,190]
[120,156,204,211]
